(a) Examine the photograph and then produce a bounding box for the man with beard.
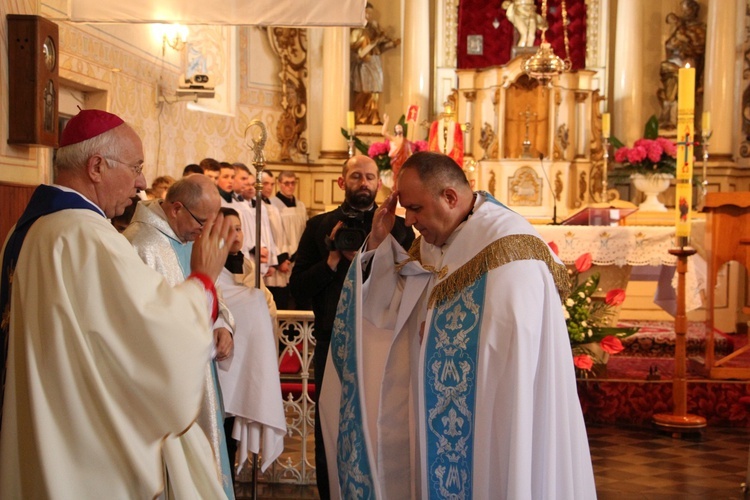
[290,155,414,499]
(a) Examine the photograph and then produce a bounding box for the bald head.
[164,174,221,242]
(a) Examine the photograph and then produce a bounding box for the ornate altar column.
[319,27,350,159]
[703,0,741,158]
[462,91,476,156]
[612,0,643,146]
[574,91,588,159]
[403,0,430,123]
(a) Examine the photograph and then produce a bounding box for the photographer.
[289,155,413,499]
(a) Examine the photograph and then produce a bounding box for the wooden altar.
[456,58,605,221]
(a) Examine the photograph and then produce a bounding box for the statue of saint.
[351,3,401,125]
[381,114,413,186]
[502,0,545,48]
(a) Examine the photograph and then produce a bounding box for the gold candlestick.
[347,129,355,158]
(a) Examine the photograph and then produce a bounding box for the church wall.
[0,5,284,189]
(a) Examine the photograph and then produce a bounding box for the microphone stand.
[539,153,559,225]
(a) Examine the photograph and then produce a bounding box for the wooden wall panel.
[0,183,36,243]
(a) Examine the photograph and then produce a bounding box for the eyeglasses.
[103,156,144,176]
[180,203,206,227]
[280,180,297,186]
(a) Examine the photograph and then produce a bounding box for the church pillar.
[319,27,350,159]
[403,0,430,125]
[612,0,643,146]
[703,0,740,158]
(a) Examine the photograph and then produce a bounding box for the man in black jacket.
[290,155,414,499]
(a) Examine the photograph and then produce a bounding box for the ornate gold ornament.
[522,0,572,85]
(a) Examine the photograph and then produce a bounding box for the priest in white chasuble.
[0,110,236,499]
[320,152,596,499]
[124,174,236,499]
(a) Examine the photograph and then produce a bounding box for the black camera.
[333,226,367,251]
[327,209,369,251]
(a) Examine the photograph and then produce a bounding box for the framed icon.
[467,35,483,56]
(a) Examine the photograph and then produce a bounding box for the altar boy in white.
[320,152,596,499]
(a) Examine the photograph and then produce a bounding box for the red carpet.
[577,321,750,427]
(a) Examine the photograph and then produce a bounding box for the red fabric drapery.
[457,0,587,71]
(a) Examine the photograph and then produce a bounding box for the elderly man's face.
[99,126,147,218]
[173,193,220,243]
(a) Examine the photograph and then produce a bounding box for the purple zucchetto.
[59,109,125,147]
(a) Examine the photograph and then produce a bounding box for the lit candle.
[702,111,711,132]
[675,65,696,243]
[347,111,355,131]
[602,113,610,139]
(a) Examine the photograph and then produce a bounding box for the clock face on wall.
[42,36,56,71]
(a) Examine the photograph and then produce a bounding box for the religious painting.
[507,165,542,206]
[467,35,483,55]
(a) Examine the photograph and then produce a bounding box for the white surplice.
[321,193,596,499]
[0,207,216,499]
[216,263,287,472]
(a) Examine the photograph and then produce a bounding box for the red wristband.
[187,272,219,322]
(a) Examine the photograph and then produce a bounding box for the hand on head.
[367,190,397,251]
[190,212,237,282]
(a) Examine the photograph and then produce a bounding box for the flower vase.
[632,174,673,212]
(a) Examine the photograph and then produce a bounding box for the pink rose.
[646,141,664,163]
[548,241,559,256]
[657,137,677,157]
[605,288,626,306]
[600,336,625,355]
[368,141,389,157]
[627,146,647,164]
[413,140,428,152]
[614,147,629,163]
[575,253,593,273]
[574,354,594,370]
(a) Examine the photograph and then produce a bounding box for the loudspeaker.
[7,15,59,147]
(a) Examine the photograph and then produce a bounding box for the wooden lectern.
[704,192,750,379]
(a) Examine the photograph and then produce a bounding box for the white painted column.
[403,0,430,123]
[319,27,350,159]
[612,0,643,146]
[703,0,740,157]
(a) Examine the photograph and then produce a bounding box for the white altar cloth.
[533,225,705,314]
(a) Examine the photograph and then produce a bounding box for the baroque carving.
[508,166,542,206]
[444,0,459,67]
[656,0,706,131]
[585,0,601,68]
[479,122,498,160]
[267,27,308,161]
